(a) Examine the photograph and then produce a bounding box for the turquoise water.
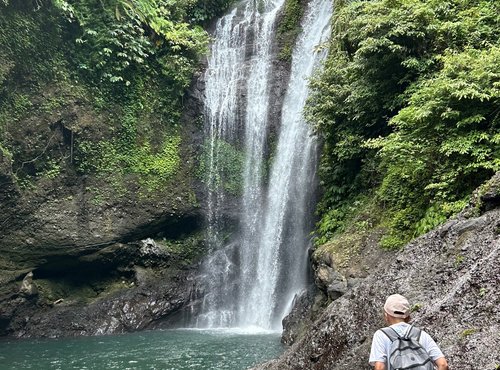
[0,329,284,370]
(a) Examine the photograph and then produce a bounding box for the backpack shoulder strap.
[405,325,422,341]
[381,327,400,342]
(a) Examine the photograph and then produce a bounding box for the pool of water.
[0,329,284,370]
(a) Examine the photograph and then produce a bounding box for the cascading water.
[199,0,285,328]
[198,0,332,330]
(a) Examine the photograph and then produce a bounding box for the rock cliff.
[254,173,500,370]
[0,68,207,338]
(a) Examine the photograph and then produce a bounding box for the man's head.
[383,294,410,322]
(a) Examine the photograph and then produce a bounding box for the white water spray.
[199,0,332,330]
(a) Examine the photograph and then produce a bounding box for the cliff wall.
[255,174,500,370]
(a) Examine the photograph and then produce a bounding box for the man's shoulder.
[373,327,392,341]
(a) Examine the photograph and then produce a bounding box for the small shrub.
[460,328,477,338]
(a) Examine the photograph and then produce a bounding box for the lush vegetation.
[0,0,235,198]
[277,0,306,61]
[51,0,210,88]
[309,0,500,248]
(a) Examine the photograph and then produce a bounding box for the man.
[369,294,449,370]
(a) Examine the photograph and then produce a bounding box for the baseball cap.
[384,294,410,318]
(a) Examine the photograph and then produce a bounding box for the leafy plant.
[53,0,209,88]
[460,328,477,338]
[277,0,304,61]
[309,0,500,248]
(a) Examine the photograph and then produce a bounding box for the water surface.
[0,329,284,370]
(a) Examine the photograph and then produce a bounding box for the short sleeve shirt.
[369,322,444,368]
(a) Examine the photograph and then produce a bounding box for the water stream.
[199,0,332,331]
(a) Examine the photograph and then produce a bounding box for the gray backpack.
[381,326,434,370]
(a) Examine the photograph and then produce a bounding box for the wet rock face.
[0,73,206,275]
[315,265,347,300]
[0,71,208,338]
[281,289,317,346]
[253,187,500,370]
[0,239,203,338]
[6,270,196,338]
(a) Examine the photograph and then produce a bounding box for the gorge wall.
[0,0,310,338]
[0,0,209,337]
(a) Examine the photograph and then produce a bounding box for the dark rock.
[4,269,197,339]
[282,289,315,345]
[0,233,206,338]
[462,172,500,218]
[252,206,500,370]
[479,173,500,212]
[315,264,347,300]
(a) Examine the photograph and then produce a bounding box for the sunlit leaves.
[53,0,210,87]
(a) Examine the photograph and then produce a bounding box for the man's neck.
[387,318,407,325]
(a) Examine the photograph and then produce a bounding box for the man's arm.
[435,357,448,370]
[369,330,387,368]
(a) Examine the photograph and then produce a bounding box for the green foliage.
[75,133,181,196]
[460,328,477,337]
[414,202,461,236]
[0,2,67,89]
[52,0,210,88]
[277,0,304,62]
[380,231,409,250]
[454,254,465,267]
[411,303,422,312]
[157,232,206,266]
[71,75,184,196]
[186,0,236,24]
[310,0,500,247]
[38,158,62,180]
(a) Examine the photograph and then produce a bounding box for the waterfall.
[198,0,332,330]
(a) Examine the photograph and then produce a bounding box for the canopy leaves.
[309,0,500,247]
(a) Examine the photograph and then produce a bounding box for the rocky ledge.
[254,173,500,370]
[0,238,204,338]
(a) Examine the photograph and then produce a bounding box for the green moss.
[315,232,363,270]
[72,75,186,199]
[37,158,62,180]
[460,328,477,338]
[0,144,12,159]
[454,254,465,267]
[76,132,182,199]
[40,95,67,113]
[157,233,207,267]
[277,0,305,62]
[35,276,132,304]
